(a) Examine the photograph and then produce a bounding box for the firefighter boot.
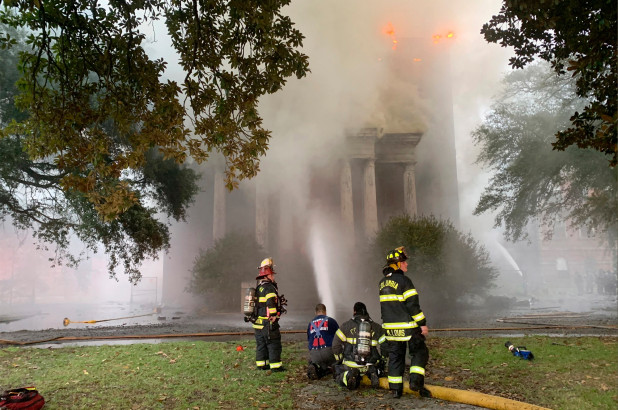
[419,386,432,398]
[391,389,403,399]
[307,363,319,380]
[368,366,380,388]
[344,368,361,390]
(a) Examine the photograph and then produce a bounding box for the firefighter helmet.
[256,257,275,279]
[386,246,408,270]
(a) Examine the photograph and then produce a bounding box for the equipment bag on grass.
[0,387,45,409]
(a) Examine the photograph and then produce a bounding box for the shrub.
[371,215,497,320]
[187,232,264,311]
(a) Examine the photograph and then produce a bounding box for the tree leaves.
[481,0,617,166]
[0,1,308,280]
[473,62,617,242]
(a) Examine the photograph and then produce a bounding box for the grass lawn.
[1,336,616,409]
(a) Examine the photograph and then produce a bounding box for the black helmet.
[385,246,408,269]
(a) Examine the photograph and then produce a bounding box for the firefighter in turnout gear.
[379,247,431,398]
[332,302,385,390]
[252,257,285,371]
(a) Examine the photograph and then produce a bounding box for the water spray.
[308,217,335,311]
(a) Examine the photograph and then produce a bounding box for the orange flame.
[384,22,398,50]
[384,22,395,36]
[433,31,455,43]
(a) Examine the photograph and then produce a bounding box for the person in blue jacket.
[306,303,339,379]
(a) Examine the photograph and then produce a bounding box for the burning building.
[161,32,463,311]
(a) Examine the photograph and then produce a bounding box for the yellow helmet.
[256,257,275,279]
[259,257,274,269]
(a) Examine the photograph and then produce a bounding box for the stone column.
[363,159,378,238]
[213,170,226,241]
[403,163,418,217]
[340,159,354,238]
[255,179,269,250]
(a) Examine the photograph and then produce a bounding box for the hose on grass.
[360,375,552,410]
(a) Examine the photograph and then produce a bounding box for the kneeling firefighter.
[249,257,287,371]
[332,302,385,390]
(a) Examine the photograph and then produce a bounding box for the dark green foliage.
[188,232,264,310]
[372,215,497,318]
[141,148,200,221]
[0,23,27,123]
[0,0,309,218]
[481,0,617,166]
[474,63,617,242]
[0,31,200,280]
[0,132,199,281]
[0,0,308,281]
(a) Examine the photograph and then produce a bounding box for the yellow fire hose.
[62,308,161,326]
[360,376,552,410]
[62,313,156,327]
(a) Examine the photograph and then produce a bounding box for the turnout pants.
[309,347,336,376]
[254,322,282,369]
[386,331,429,391]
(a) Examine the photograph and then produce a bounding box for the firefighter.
[332,302,385,390]
[252,257,285,372]
[307,303,340,380]
[379,246,431,398]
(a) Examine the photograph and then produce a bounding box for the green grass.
[428,336,618,410]
[1,336,617,409]
[1,340,307,409]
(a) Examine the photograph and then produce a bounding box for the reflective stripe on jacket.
[379,269,426,340]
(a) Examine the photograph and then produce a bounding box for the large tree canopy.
[0,1,309,280]
[474,63,617,242]
[481,0,617,166]
[0,0,308,218]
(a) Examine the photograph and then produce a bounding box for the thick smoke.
[9,1,606,330]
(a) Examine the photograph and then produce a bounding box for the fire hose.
[62,307,161,326]
[62,313,156,326]
[360,376,552,410]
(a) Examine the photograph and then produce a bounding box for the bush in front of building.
[187,232,263,311]
[370,215,498,322]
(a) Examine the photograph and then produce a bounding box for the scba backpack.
[0,387,45,409]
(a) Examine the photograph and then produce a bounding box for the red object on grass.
[236,345,244,351]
